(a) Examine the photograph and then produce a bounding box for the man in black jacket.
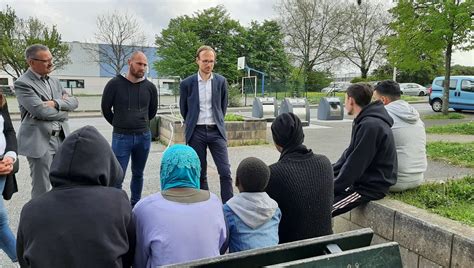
[101,51,158,206]
[332,83,397,217]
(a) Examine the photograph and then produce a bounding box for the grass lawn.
[423,113,466,120]
[390,176,474,227]
[426,122,474,135]
[426,141,474,168]
[400,95,425,102]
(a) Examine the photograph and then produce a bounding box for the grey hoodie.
[385,100,427,191]
[226,192,278,229]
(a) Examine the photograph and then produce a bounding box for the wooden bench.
[165,228,377,268]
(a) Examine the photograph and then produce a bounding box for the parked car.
[321,82,351,93]
[428,75,474,112]
[399,83,427,96]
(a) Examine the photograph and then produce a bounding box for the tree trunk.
[442,42,453,115]
[360,67,368,79]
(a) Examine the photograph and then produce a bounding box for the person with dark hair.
[179,45,233,203]
[0,93,18,264]
[373,80,427,192]
[17,126,135,268]
[101,51,158,207]
[14,44,78,199]
[223,157,281,252]
[332,83,397,217]
[265,113,334,243]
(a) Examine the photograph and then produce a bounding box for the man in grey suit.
[14,44,78,199]
[179,45,233,203]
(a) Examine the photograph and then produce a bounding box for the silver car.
[399,83,427,96]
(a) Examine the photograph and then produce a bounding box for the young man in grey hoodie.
[223,157,281,253]
[373,80,427,192]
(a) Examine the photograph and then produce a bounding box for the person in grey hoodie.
[223,157,281,253]
[373,80,427,192]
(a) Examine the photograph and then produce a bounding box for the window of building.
[60,79,85,88]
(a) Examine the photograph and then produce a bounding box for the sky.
[1,0,472,68]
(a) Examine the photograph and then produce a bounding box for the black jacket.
[17,126,135,268]
[1,101,18,200]
[266,148,334,243]
[333,101,397,199]
[101,75,158,134]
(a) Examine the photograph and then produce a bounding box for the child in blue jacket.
[223,157,281,253]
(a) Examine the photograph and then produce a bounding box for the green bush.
[224,113,244,121]
[228,84,242,107]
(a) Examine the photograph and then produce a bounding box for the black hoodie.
[17,126,135,268]
[101,75,158,134]
[333,101,397,199]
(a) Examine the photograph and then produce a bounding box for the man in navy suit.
[179,45,233,203]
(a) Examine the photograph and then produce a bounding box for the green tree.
[451,64,474,75]
[386,0,473,114]
[155,6,246,82]
[0,6,70,79]
[244,20,290,82]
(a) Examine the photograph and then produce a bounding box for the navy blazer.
[179,73,228,143]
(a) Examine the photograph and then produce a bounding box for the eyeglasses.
[200,60,215,65]
[31,58,53,63]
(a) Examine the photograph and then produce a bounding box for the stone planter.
[333,198,474,268]
[158,114,267,146]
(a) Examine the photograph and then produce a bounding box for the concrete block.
[340,211,350,221]
[371,233,389,245]
[418,256,442,268]
[351,201,395,240]
[394,212,452,267]
[332,216,362,233]
[451,234,474,268]
[398,246,418,268]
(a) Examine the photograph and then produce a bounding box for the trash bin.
[279,98,310,123]
[252,97,278,119]
[149,116,160,141]
[317,97,344,120]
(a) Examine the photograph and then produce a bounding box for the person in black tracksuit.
[332,83,397,217]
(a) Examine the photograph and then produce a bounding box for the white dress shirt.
[197,72,216,125]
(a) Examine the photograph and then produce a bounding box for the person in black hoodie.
[265,113,334,243]
[16,126,135,268]
[332,83,397,217]
[101,51,158,206]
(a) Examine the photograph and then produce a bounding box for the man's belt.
[195,125,218,130]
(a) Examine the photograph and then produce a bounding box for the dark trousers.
[188,127,233,203]
[332,188,372,217]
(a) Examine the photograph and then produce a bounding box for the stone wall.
[158,115,267,146]
[333,198,474,268]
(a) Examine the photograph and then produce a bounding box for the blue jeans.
[0,177,17,262]
[112,131,151,206]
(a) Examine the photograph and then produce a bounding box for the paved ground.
[1,96,473,266]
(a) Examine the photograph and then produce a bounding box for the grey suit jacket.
[14,69,79,158]
[179,73,228,143]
